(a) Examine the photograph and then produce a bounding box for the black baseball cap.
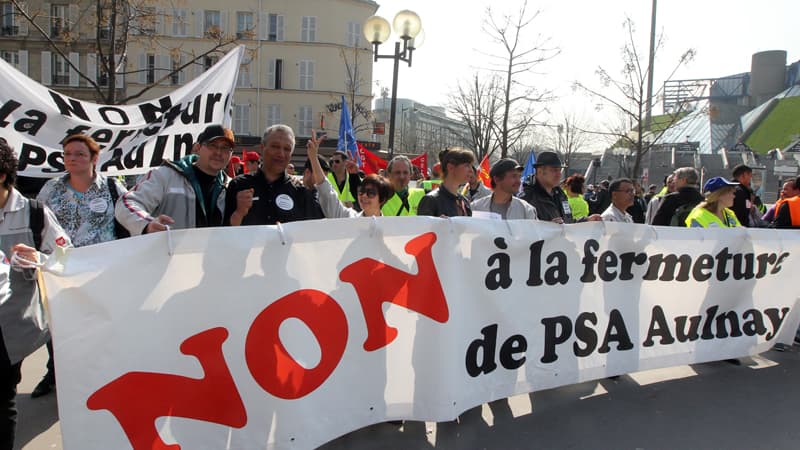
[489,158,523,179]
[197,125,235,147]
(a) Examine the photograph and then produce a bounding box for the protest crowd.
[1,120,799,449]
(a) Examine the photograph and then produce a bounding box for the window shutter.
[68,4,79,33]
[277,15,284,41]
[267,58,275,89]
[195,10,204,38]
[138,54,147,84]
[259,12,267,40]
[220,11,228,35]
[18,50,28,75]
[87,52,97,84]
[178,55,186,84]
[69,52,79,86]
[41,51,51,85]
[156,8,165,35]
[114,54,124,88]
[17,2,28,35]
[310,16,316,42]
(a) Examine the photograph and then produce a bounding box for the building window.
[204,10,220,37]
[237,62,251,87]
[268,13,284,41]
[97,55,109,86]
[299,60,314,90]
[236,12,253,39]
[146,54,155,84]
[1,50,18,67]
[298,106,312,136]
[172,8,188,36]
[347,22,361,47]
[170,55,185,85]
[138,6,156,35]
[266,104,281,127]
[233,104,250,135]
[203,55,219,71]
[268,58,283,89]
[1,2,18,36]
[52,53,69,85]
[301,16,316,42]
[50,4,68,37]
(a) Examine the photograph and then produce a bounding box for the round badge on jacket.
[276,194,294,211]
[89,198,108,213]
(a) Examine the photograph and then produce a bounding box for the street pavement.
[14,344,800,449]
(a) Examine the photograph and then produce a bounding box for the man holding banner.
[115,125,234,234]
[225,124,323,225]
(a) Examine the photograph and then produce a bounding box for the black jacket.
[652,186,704,226]
[224,172,324,225]
[417,185,471,217]
[732,184,754,227]
[520,178,574,222]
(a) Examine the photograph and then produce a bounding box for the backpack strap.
[28,199,45,251]
[106,177,131,239]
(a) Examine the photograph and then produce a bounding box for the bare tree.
[10,0,239,104]
[543,112,593,173]
[333,46,373,135]
[573,17,695,179]
[482,0,559,158]
[447,73,504,160]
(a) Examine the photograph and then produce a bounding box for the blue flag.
[522,150,536,181]
[338,96,361,167]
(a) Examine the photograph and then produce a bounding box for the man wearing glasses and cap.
[115,124,234,234]
[520,151,601,223]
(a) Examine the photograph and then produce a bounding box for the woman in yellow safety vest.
[685,176,741,228]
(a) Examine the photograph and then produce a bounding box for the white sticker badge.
[276,194,294,211]
[89,198,108,213]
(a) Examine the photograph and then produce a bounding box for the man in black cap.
[471,158,537,219]
[116,124,234,234]
[520,151,601,223]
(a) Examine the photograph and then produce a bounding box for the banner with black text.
[0,46,243,177]
[42,220,800,449]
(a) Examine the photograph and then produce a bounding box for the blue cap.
[703,176,739,194]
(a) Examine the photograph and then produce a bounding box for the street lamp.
[364,10,424,158]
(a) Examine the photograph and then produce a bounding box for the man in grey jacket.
[115,125,233,235]
[472,159,537,220]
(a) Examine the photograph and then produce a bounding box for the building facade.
[372,96,472,159]
[0,0,378,143]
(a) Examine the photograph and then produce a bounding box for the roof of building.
[745,95,800,153]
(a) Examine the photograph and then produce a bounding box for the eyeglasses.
[331,159,343,165]
[358,188,378,198]
[205,143,234,153]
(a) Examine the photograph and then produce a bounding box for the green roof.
[745,96,800,153]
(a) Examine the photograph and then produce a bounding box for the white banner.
[42,219,800,449]
[0,46,243,177]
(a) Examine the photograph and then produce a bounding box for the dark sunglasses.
[331,159,343,164]
[358,188,378,198]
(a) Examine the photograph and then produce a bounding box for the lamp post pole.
[364,11,423,159]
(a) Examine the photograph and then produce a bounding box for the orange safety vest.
[781,196,800,226]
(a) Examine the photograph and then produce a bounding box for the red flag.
[478,155,491,187]
[357,143,388,175]
[410,154,428,178]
